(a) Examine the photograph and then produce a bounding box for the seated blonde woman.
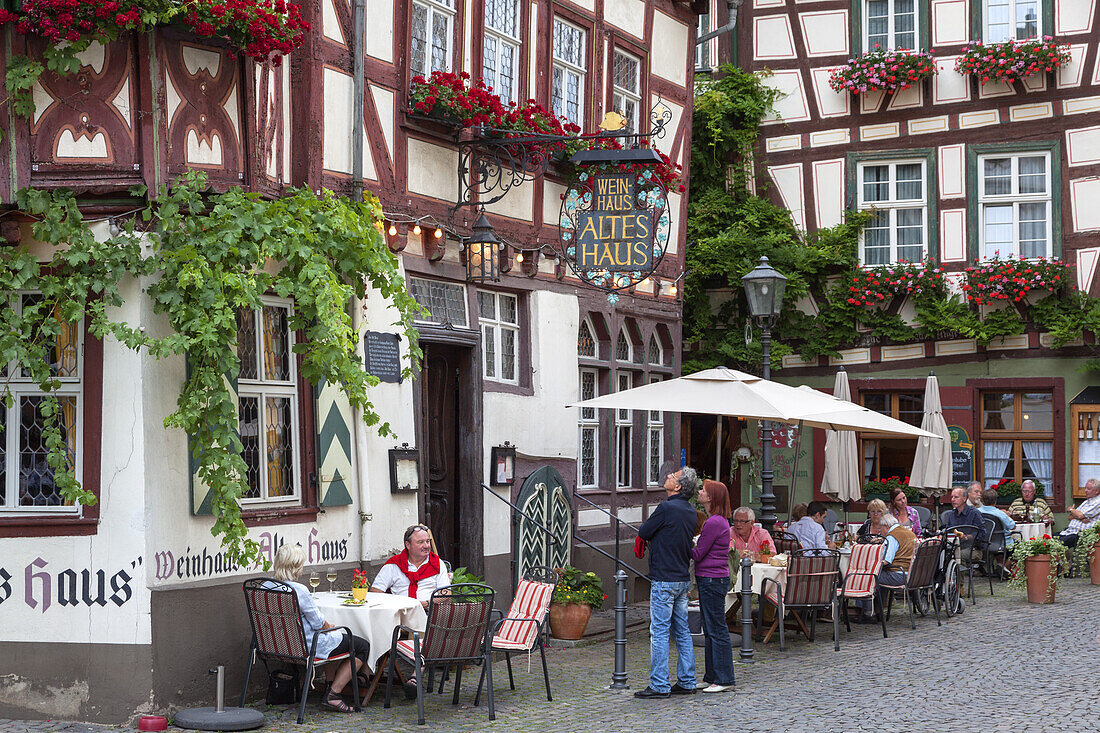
[857,499,888,539]
[270,544,369,713]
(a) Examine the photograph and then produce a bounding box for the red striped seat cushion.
[492,580,554,652]
[839,544,887,599]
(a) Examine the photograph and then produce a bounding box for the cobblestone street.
[5,579,1099,732]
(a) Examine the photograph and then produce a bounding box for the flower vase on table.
[351,569,369,601]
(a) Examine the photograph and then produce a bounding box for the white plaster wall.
[1,274,150,644]
[323,0,347,45]
[322,67,374,179]
[482,291,579,556]
[486,179,534,222]
[407,138,460,202]
[365,0,394,61]
[651,11,689,87]
[603,0,645,39]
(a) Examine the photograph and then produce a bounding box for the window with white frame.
[552,18,586,127]
[647,334,663,366]
[858,160,927,265]
[864,0,917,51]
[979,153,1051,259]
[612,50,641,134]
[411,0,455,79]
[237,298,299,504]
[578,367,599,488]
[483,0,520,105]
[696,13,710,70]
[984,0,1040,42]
[1,294,82,512]
[478,291,519,383]
[647,375,664,485]
[616,371,633,487]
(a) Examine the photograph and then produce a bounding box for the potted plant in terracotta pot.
[1071,526,1100,584]
[548,566,606,640]
[351,569,370,601]
[1008,534,1067,603]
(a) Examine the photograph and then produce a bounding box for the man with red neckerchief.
[371,524,451,608]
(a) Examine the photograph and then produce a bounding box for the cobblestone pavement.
[5,579,1100,732]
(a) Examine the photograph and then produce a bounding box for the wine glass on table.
[308,570,321,596]
[326,567,337,593]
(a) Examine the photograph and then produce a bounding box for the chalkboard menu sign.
[364,331,402,383]
[949,425,974,486]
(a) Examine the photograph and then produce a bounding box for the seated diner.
[371,524,451,608]
[731,506,772,557]
[1007,479,1054,523]
[857,499,888,539]
[889,488,922,538]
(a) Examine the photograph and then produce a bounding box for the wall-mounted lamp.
[463,211,500,282]
[389,443,420,494]
[490,442,516,486]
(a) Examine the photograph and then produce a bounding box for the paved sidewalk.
[5,579,1100,732]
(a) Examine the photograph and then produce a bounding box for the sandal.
[321,687,355,713]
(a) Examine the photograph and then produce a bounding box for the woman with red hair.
[691,479,735,693]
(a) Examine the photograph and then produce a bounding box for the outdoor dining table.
[312,591,427,672]
[1015,522,1052,541]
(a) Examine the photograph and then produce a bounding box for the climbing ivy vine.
[2,172,421,564]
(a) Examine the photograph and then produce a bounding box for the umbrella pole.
[788,420,804,525]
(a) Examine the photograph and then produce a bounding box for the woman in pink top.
[731,506,773,557]
[691,480,734,692]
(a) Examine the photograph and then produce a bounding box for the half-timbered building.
[0,0,698,720]
[734,0,1100,521]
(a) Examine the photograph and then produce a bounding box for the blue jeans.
[696,576,735,686]
[648,580,696,693]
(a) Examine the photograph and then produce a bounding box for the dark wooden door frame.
[412,325,485,576]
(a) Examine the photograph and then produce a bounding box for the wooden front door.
[422,345,462,566]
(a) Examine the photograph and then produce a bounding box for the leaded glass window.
[578,367,599,488]
[411,0,455,79]
[647,335,662,366]
[478,290,520,383]
[612,50,641,134]
[409,277,468,327]
[616,329,632,362]
[2,293,82,512]
[238,298,299,503]
[552,18,586,127]
[484,0,520,104]
[616,372,632,487]
[578,319,597,358]
[647,375,664,485]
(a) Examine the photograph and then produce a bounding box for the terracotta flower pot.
[1089,543,1100,586]
[351,586,367,601]
[549,602,592,640]
[1023,554,1057,604]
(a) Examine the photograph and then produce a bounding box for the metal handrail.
[481,483,560,544]
[569,530,651,582]
[572,491,642,532]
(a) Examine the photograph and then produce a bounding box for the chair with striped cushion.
[771,531,801,555]
[474,576,555,703]
[758,549,841,652]
[240,579,359,724]
[384,583,496,726]
[838,542,888,638]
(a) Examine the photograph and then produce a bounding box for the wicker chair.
[837,542,888,637]
[881,537,944,631]
[758,549,841,651]
[240,579,360,724]
[384,583,496,726]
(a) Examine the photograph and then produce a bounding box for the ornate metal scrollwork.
[454,129,561,212]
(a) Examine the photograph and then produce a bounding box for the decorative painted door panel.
[514,466,572,584]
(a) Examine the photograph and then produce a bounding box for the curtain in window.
[983,440,1012,488]
[1021,441,1053,495]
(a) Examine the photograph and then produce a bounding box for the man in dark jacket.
[634,466,699,699]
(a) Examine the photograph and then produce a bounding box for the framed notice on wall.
[364,331,402,383]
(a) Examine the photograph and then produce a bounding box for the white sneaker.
[702,683,735,693]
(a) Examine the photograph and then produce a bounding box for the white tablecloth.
[1016,522,1052,541]
[313,592,427,670]
[837,547,851,576]
[724,563,787,611]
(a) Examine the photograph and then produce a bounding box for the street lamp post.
[742,256,787,532]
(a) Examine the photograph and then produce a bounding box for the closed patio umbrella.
[821,368,862,529]
[909,372,953,498]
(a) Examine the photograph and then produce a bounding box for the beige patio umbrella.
[821,368,862,507]
[570,367,938,439]
[909,371,953,497]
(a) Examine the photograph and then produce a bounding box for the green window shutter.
[316,380,354,506]
[189,373,240,515]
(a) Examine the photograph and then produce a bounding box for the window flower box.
[843,260,945,307]
[828,48,937,96]
[962,255,1072,305]
[954,38,1071,86]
